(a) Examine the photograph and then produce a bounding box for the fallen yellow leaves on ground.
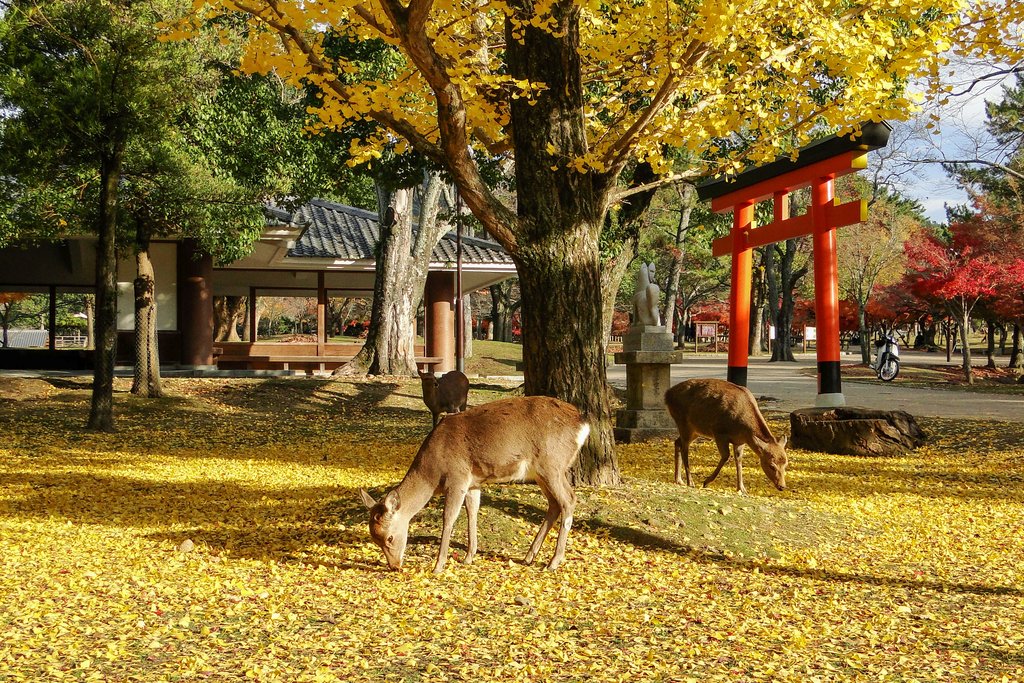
[1,376,1022,682]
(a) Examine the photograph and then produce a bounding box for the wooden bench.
[216,353,445,374]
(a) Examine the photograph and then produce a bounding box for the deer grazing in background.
[419,370,469,427]
[359,396,589,574]
[664,378,788,494]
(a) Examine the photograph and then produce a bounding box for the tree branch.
[948,64,1024,97]
[918,158,1024,182]
[608,168,704,204]
[376,1,519,251]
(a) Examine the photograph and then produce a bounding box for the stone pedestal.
[613,325,686,443]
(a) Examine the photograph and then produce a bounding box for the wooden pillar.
[177,239,214,367]
[810,177,845,406]
[48,285,57,350]
[455,224,464,373]
[727,201,754,386]
[424,271,455,372]
[317,272,326,356]
[248,286,257,341]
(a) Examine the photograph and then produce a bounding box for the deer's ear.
[383,489,401,512]
[778,436,788,449]
[359,489,377,509]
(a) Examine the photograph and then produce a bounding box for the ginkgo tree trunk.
[177,0,1019,484]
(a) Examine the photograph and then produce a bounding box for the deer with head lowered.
[419,370,469,427]
[360,396,589,574]
[664,378,787,494]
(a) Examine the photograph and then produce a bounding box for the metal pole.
[455,193,465,373]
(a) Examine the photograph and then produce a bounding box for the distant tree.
[838,184,924,364]
[489,279,521,344]
[0,0,214,425]
[0,293,34,347]
[764,234,811,363]
[904,220,1009,384]
[955,196,1024,371]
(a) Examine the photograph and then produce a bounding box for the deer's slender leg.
[545,471,576,571]
[463,488,480,564]
[434,485,468,574]
[525,478,561,566]
[704,437,733,488]
[733,444,747,494]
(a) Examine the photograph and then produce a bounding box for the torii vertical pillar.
[726,201,754,387]
[811,178,844,406]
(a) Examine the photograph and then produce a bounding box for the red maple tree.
[903,219,1014,383]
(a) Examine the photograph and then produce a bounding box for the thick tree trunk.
[516,238,618,486]
[507,0,619,485]
[84,295,95,349]
[213,298,230,341]
[660,184,696,333]
[241,298,251,342]
[749,257,766,356]
[765,240,807,362]
[213,296,244,342]
[338,187,419,376]
[462,293,474,359]
[337,175,448,377]
[88,145,123,431]
[131,228,162,398]
[920,320,937,350]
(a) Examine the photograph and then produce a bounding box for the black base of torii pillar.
[697,122,892,407]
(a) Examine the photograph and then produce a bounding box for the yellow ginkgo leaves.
[1,377,1023,682]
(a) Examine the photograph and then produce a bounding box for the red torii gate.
[697,122,891,406]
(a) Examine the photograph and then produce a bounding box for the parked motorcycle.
[872,333,900,382]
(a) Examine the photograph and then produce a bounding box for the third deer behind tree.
[419,370,469,427]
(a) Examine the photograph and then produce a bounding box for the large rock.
[789,407,926,456]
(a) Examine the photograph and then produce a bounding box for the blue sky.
[887,66,1017,224]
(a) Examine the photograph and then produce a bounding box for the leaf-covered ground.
[1,376,1022,682]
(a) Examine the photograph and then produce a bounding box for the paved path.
[3,350,1020,422]
[607,351,1024,422]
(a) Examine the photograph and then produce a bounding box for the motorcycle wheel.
[878,358,899,381]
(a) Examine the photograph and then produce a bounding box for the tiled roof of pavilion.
[280,199,513,265]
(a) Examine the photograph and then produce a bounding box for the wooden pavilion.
[0,199,516,373]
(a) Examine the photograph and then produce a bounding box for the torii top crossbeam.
[697,122,892,406]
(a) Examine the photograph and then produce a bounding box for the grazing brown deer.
[664,378,787,493]
[419,370,470,427]
[359,396,589,574]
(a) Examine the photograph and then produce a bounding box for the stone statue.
[632,262,661,327]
